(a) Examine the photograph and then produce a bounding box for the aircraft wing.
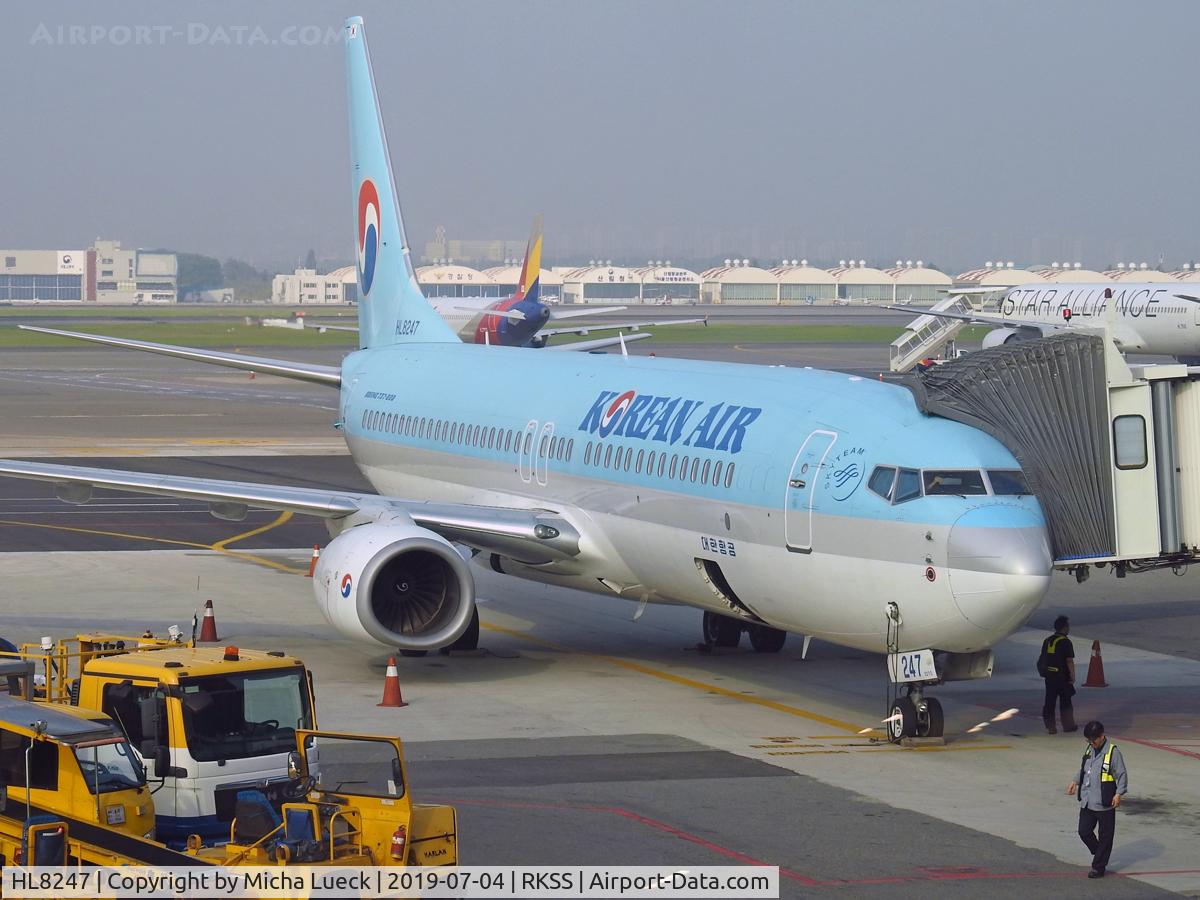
[0,459,581,564]
[546,332,653,353]
[19,326,341,386]
[547,306,626,319]
[539,316,706,339]
[452,306,526,321]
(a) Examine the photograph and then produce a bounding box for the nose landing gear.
[888,686,944,741]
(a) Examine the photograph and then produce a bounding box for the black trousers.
[1078,807,1116,872]
[1042,676,1074,728]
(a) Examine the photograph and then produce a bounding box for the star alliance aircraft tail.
[344,16,459,349]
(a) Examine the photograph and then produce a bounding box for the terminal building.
[271,267,357,305]
[0,239,176,304]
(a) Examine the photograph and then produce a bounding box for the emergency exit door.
[784,430,837,552]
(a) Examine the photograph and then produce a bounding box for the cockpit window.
[893,468,922,503]
[987,469,1031,495]
[867,466,896,501]
[923,470,987,496]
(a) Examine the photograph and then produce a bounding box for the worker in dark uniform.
[1067,720,1128,878]
[1040,615,1076,734]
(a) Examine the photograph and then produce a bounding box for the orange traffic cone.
[377,657,408,707]
[249,371,256,380]
[1083,639,1108,687]
[306,544,320,578]
[198,599,219,643]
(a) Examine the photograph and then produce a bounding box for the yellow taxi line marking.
[211,511,293,550]
[0,518,209,549]
[0,517,307,575]
[480,622,864,733]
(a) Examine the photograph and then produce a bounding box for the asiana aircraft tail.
[0,15,1055,741]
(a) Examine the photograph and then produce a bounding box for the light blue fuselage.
[336,342,1052,655]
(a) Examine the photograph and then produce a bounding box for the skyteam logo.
[579,389,762,454]
[340,573,353,599]
[597,390,635,437]
[357,179,380,296]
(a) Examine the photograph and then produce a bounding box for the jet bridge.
[904,332,1200,577]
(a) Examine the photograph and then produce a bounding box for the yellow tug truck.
[0,633,457,869]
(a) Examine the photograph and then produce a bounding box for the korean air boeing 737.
[0,17,1053,739]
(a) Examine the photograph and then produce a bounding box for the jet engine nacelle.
[313,521,475,650]
[981,327,1033,350]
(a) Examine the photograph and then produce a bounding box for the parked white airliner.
[0,17,1053,738]
[893,283,1200,362]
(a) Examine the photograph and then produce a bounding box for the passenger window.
[702,459,711,484]
[584,443,592,465]
[725,463,736,488]
[614,447,624,470]
[647,451,656,474]
[659,454,667,477]
[604,445,613,468]
[987,470,1031,495]
[566,439,574,461]
[624,449,633,472]
[549,437,558,458]
[361,410,369,427]
[923,470,987,495]
[669,455,678,479]
[1113,415,1147,469]
[867,466,896,501]
[689,458,699,482]
[713,461,722,486]
[894,468,922,503]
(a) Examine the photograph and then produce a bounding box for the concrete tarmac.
[1,341,1199,895]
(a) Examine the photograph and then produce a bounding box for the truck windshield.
[75,740,146,794]
[179,667,312,762]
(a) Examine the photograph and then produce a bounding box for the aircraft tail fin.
[513,215,544,306]
[344,17,458,348]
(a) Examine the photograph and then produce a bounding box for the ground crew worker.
[1040,615,1076,733]
[1067,720,1127,879]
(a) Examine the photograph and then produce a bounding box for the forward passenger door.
[784,430,837,552]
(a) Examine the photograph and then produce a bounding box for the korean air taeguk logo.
[340,573,353,599]
[357,179,380,295]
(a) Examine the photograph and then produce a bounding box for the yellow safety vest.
[1079,742,1117,782]
[1044,635,1067,674]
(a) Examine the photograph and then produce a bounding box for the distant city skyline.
[3,1,1198,275]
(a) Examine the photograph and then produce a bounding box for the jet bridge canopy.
[904,334,1116,564]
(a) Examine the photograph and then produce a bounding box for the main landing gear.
[701,611,787,653]
[888,685,944,741]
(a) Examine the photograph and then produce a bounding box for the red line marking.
[437,797,817,884]
[437,797,1200,886]
[1117,735,1200,761]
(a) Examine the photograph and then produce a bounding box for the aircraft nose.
[947,505,1052,635]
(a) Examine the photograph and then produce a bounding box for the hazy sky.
[2,1,1197,272]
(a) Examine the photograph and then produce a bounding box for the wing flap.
[19,326,342,386]
[546,332,653,352]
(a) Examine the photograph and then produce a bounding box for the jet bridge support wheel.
[702,611,741,648]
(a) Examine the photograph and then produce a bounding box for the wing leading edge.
[19,326,342,386]
[0,459,580,565]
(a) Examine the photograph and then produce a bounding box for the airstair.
[889,294,976,373]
